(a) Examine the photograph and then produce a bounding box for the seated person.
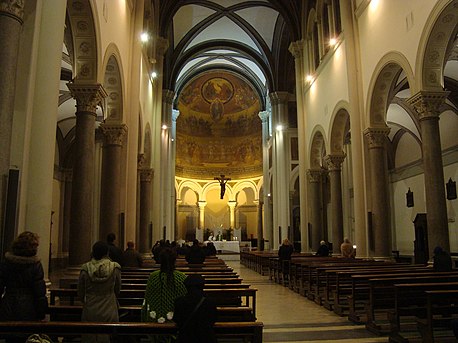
[204,242,217,256]
[340,237,356,258]
[278,238,294,261]
[316,240,330,256]
[122,241,143,267]
[185,239,206,264]
[433,246,452,272]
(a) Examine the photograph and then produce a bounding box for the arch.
[309,126,327,169]
[415,0,458,92]
[329,101,351,155]
[66,0,99,83]
[202,181,234,201]
[366,51,415,127]
[231,180,259,199]
[290,165,300,191]
[176,180,202,202]
[101,47,124,122]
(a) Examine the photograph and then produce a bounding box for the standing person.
[106,233,123,266]
[78,241,121,343]
[174,275,217,343]
[316,240,330,256]
[0,231,48,324]
[122,241,143,268]
[278,238,294,261]
[340,237,356,258]
[142,248,187,335]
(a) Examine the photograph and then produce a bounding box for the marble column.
[99,123,127,241]
[255,200,264,250]
[407,91,450,254]
[198,201,207,229]
[0,0,24,252]
[228,201,237,229]
[138,167,153,254]
[259,110,273,249]
[364,127,391,258]
[307,169,322,252]
[324,154,346,248]
[67,84,107,266]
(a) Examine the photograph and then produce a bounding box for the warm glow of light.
[151,71,157,79]
[329,38,337,46]
[306,74,314,83]
[267,193,271,197]
[140,32,149,42]
[353,245,357,249]
[369,0,380,12]
[276,124,283,131]
[162,124,168,130]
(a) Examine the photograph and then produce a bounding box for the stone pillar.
[99,124,127,241]
[0,1,24,246]
[259,110,273,249]
[324,154,346,248]
[170,110,179,240]
[62,169,72,259]
[198,201,206,229]
[307,169,322,252]
[138,167,153,254]
[228,201,237,229]
[270,91,290,248]
[255,200,264,250]
[364,127,391,258]
[67,84,107,266]
[407,91,450,254]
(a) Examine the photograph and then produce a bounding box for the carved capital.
[162,89,175,105]
[139,168,153,182]
[307,169,322,183]
[258,110,269,122]
[0,0,24,22]
[269,92,289,106]
[67,83,107,113]
[289,40,305,60]
[198,201,207,209]
[100,123,127,146]
[364,127,390,149]
[228,200,237,209]
[407,91,449,121]
[324,154,346,171]
[156,36,169,56]
[138,153,146,168]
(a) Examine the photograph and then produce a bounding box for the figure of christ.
[214,174,231,199]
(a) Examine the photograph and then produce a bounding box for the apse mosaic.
[176,71,262,179]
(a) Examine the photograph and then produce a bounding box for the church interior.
[0,0,458,341]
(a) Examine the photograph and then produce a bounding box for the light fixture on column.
[446,178,457,200]
[140,32,149,43]
[406,188,414,207]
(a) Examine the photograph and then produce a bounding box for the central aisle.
[226,261,388,343]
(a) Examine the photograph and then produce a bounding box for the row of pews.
[241,250,458,342]
[0,256,263,342]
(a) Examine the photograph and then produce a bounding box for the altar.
[211,240,240,254]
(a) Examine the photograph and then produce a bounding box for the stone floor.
[226,261,389,343]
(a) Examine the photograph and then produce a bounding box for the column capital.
[307,169,322,183]
[269,91,289,106]
[172,109,180,122]
[324,154,346,171]
[407,90,449,121]
[139,168,153,182]
[156,36,169,56]
[228,200,237,209]
[0,0,24,22]
[258,110,269,122]
[364,127,390,149]
[198,200,207,208]
[289,40,305,60]
[138,153,146,168]
[162,89,175,105]
[67,83,108,113]
[100,123,127,146]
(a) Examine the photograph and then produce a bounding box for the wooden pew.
[0,321,264,343]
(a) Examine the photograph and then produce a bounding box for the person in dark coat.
[106,232,123,266]
[0,231,48,343]
[185,239,206,264]
[278,238,294,261]
[316,240,330,256]
[122,241,143,267]
[173,274,217,343]
[205,242,217,256]
[433,246,453,272]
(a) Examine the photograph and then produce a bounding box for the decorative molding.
[269,92,289,106]
[139,168,153,182]
[289,40,305,60]
[162,89,175,105]
[407,90,450,121]
[307,169,322,183]
[100,123,127,146]
[67,83,107,113]
[324,154,346,171]
[364,127,390,149]
[258,110,269,122]
[0,0,24,22]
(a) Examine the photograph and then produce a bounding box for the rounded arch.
[66,0,99,83]
[329,101,351,155]
[101,46,124,122]
[202,182,234,201]
[176,180,202,201]
[366,51,415,127]
[309,126,327,169]
[231,180,259,200]
[415,0,458,92]
[290,165,300,191]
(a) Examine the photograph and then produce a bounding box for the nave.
[227,261,387,343]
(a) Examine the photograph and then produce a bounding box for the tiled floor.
[227,261,388,343]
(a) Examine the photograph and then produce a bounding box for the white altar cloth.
[211,240,240,253]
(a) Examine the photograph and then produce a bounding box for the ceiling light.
[140,32,149,42]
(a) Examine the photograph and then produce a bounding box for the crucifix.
[214,174,231,199]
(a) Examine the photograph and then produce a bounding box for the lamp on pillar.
[446,178,457,200]
[406,188,414,208]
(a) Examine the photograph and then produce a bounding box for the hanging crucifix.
[214,174,231,199]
